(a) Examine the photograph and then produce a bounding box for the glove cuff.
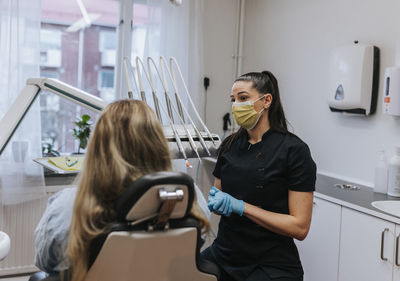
[233,199,244,216]
[238,200,244,216]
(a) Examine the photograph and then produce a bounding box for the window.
[40,70,59,79]
[99,69,114,89]
[40,0,119,155]
[40,29,62,67]
[40,29,61,51]
[38,89,100,155]
[99,30,117,52]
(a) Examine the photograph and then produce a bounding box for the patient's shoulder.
[48,187,77,205]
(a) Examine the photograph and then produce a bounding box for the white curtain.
[0,0,45,205]
[132,0,205,124]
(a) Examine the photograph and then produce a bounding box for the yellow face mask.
[232,95,266,130]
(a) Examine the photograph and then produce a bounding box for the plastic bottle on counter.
[388,147,400,197]
[374,150,388,194]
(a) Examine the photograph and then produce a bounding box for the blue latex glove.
[207,186,244,216]
[207,186,222,211]
[211,190,232,216]
[209,186,220,196]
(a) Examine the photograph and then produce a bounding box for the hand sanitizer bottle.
[388,147,400,197]
[374,150,388,194]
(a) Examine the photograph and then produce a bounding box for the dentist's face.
[230,81,271,112]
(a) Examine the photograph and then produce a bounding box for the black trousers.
[201,247,303,281]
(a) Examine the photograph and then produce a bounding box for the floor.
[0,276,29,281]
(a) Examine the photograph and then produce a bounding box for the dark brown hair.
[219,71,289,155]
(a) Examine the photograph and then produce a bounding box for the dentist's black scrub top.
[211,129,316,280]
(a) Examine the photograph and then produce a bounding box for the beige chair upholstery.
[85,171,219,281]
[86,229,215,281]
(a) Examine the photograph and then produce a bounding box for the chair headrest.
[115,171,194,222]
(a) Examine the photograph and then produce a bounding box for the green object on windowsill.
[72,114,92,154]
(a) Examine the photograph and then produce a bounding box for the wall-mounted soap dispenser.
[383,67,400,116]
[328,41,380,115]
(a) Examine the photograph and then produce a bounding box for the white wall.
[241,0,400,186]
[203,0,239,137]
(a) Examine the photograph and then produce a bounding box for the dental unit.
[135,56,192,167]
[147,57,201,161]
[0,58,220,168]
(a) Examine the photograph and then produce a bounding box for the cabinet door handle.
[396,234,400,266]
[381,228,389,261]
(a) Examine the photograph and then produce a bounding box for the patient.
[34,100,209,281]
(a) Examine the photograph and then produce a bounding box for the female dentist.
[202,71,316,281]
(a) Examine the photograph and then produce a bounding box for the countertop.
[316,174,400,224]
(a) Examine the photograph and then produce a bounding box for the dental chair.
[30,171,219,281]
[0,231,10,261]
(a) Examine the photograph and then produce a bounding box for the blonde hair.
[67,100,209,281]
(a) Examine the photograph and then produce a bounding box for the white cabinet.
[393,225,400,281]
[339,207,395,281]
[296,197,341,281]
[297,200,400,281]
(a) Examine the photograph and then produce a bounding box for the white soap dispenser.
[374,150,388,194]
[388,147,400,197]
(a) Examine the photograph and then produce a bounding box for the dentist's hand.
[207,186,244,216]
[207,187,224,211]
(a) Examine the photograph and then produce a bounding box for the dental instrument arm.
[147,57,201,160]
[124,57,141,99]
[169,57,218,147]
[123,57,134,99]
[136,57,162,121]
[133,58,192,167]
[148,58,174,122]
[135,58,147,103]
[160,56,211,156]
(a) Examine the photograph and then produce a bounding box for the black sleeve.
[212,154,224,179]
[287,141,316,192]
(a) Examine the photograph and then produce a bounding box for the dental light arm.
[0,78,106,155]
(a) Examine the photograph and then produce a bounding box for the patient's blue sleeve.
[34,187,77,273]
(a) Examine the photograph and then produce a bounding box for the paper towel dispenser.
[328,42,380,115]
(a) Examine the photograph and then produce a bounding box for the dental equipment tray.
[33,155,85,174]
